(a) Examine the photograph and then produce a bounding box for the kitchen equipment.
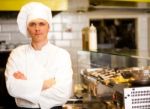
[81,68,125,109]
[81,68,114,97]
[124,86,150,109]
[120,67,150,86]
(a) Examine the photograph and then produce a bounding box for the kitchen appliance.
[80,68,126,108]
[80,66,150,108]
[80,68,126,97]
[124,86,150,109]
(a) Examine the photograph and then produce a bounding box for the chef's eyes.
[39,22,46,26]
[28,22,46,27]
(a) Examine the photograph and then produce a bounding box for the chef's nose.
[35,25,40,30]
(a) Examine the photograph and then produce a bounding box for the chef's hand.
[13,71,27,80]
[42,78,56,91]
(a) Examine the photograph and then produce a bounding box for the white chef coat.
[5,42,73,109]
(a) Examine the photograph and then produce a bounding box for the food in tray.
[110,75,134,84]
[84,68,119,80]
[82,66,150,89]
[82,68,135,86]
[100,75,132,86]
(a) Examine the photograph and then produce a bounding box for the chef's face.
[27,18,50,43]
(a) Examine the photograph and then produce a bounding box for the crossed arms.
[13,71,56,91]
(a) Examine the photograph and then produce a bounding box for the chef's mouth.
[35,33,42,35]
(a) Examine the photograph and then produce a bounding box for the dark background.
[90,18,137,49]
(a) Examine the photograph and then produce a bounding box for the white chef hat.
[17,2,52,36]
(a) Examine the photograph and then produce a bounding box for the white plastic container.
[88,24,97,51]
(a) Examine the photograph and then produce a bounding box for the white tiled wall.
[0,33,11,41]
[1,24,18,32]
